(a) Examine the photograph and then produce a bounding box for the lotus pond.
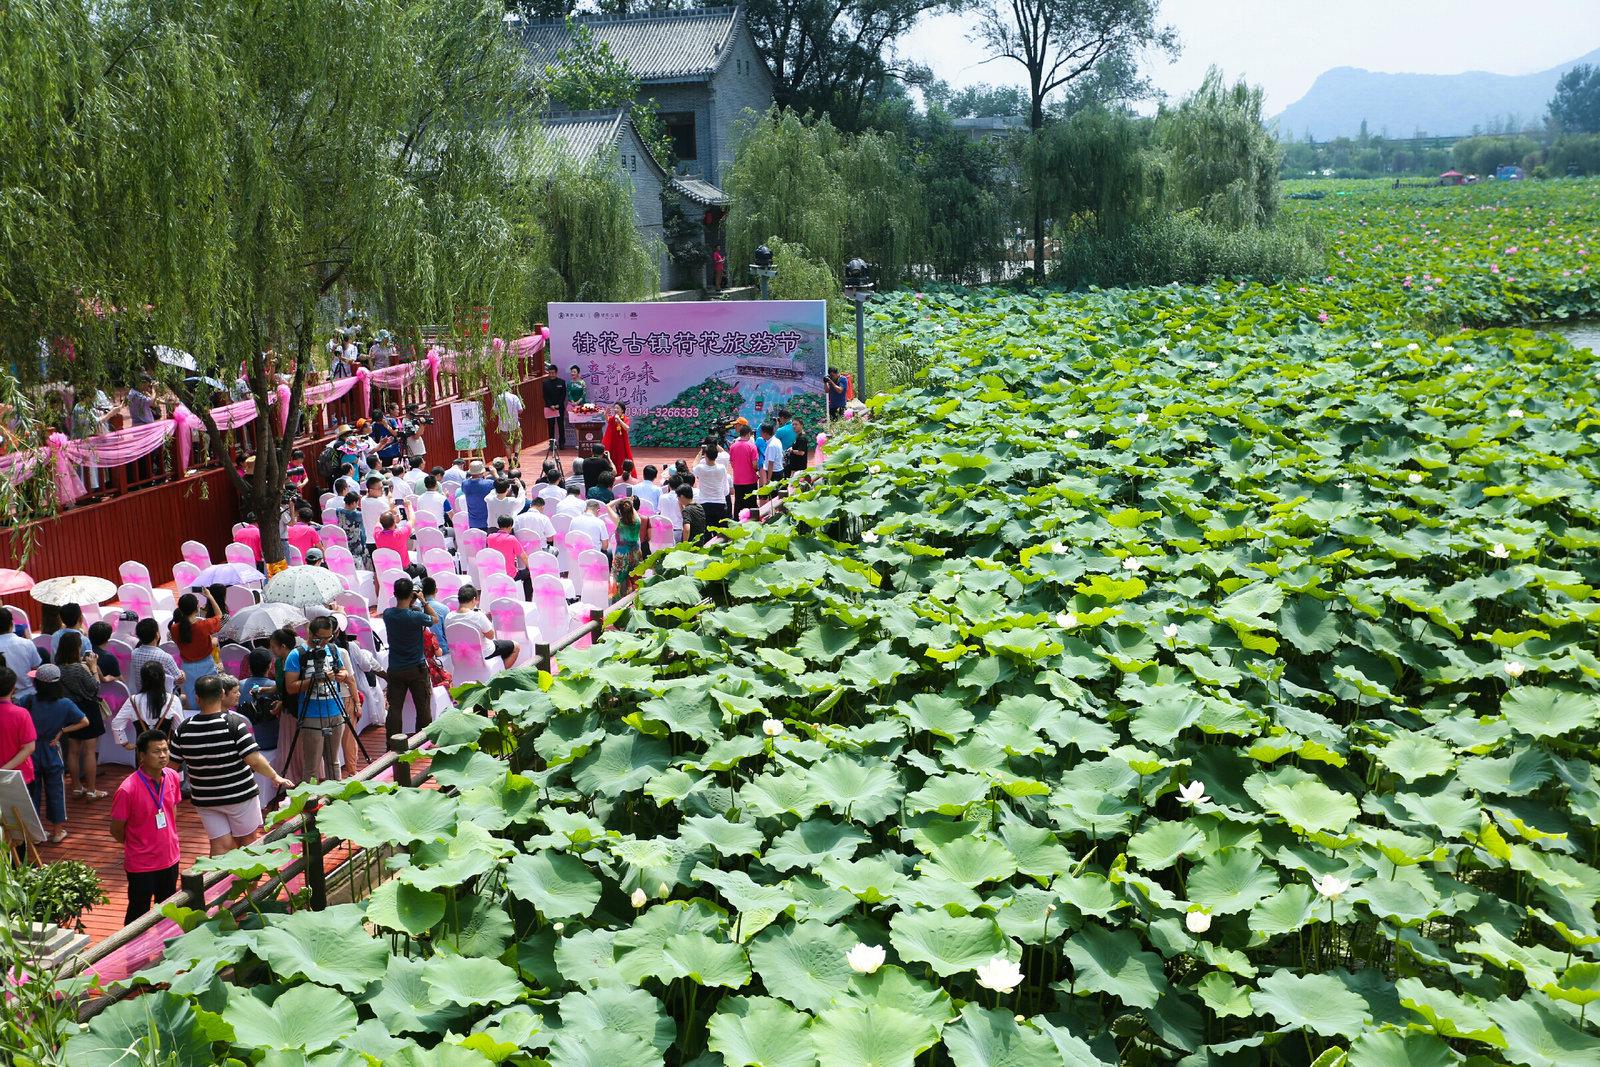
[61,180,1600,1066]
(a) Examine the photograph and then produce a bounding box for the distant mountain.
[1273,46,1600,141]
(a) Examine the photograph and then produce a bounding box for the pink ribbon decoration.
[171,405,204,472]
[207,396,260,432]
[813,432,827,467]
[368,362,419,391]
[275,384,292,433]
[71,420,173,469]
[425,347,442,393]
[46,432,85,506]
[303,374,361,406]
[491,337,506,353]
[355,367,371,417]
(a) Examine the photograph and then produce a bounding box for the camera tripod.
[284,648,373,777]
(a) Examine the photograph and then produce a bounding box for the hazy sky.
[901,0,1600,114]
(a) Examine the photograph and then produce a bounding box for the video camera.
[403,402,434,427]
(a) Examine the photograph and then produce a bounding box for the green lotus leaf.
[420,954,524,1009]
[1194,972,1255,1019]
[1373,732,1455,782]
[919,836,1018,887]
[679,813,766,857]
[365,879,446,936]
[571,732,672,798]
[546,1029,664,1067]
[1033,1018,1116,1066]
[558,986,674,1056]
[1061,925,1167,1009]
[806,754,905,824]
[943,1004,1060,1067]
[245,905,390,993]
[1127,820,1206,870]
[504,850,603,919]
[1500,686,1600,739]
[661,932,752,988]
[1347,1031,1457,1067]
[889,909,1011,978]
[317,788,459,848]
[435,892,515,959]
[707,996,818,1067]
[899,693,977,739]
[1246,773,1358,835]
[1486,997,1600,1065]
[810,1003,940,1067]
[1251,970,1370,1037]
[66,991,214,1067]
[360,955,473,1036]
[1187,850,1279,915]
[1543,962,1600,1006]
[615,900,727,984]
[554,928,620,989]
[748,921,858,1013]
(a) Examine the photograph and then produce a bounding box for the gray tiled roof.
[541,110,628,164]
[670,176,729,206]
[516,6,741,84]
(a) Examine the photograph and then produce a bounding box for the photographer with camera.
[283,616,360,782]
[382,578,439,738]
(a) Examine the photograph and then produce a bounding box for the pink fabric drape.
[425,347,443,392]
[355,368,371,418]
[46,433,86,505]
[302,374,362,406]
[275,384,292,434]
[207,396,261,432]
[368,362,419,391]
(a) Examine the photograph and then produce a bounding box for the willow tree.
[37,0,550,563]
[725,108,919,290]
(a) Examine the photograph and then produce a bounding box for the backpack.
[317,443,341,482]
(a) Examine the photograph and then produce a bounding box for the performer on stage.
[603,401,634,476]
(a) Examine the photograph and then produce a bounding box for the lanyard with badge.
[137,769,168,830]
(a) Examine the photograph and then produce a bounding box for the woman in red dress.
[603,401,634,476]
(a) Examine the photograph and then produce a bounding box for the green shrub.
[1054,212,1322,288]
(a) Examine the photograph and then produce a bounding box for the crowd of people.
[0,348,841,928]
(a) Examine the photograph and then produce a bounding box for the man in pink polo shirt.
[373,511,413,569]
[109,730,182,923]
[487,515,533,599]
[728,422,760,518]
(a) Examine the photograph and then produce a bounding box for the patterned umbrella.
[218,602,307,643]
[192,562,266,587]
[29,575,118,606]
[261,566,344,612]
[0,569,33,597]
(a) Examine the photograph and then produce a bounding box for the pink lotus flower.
[1317,311,1329,322]
[1491,265,1500,273]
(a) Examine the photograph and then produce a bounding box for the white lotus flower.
[762,719,785,737]
[1185,910,1212,934]
[1134,412,1149,425]
[1065,428,1081,439]
[1406,343,1419,351]
[1462,362,1475,372]
[1407,472,1423,484]
[1163,623,1180,640]
[1504,661,1526,678]
[1048,541,1067,555]
[1508,407,1524,418]
[1158,345,1169,354]
[1055,612,1078,629]
[1371,341,1383,350]
[846,943,886,974]
[1490,542,1510,559]
[974,955,1025,993]
[1314,875,1351,900]
[631,889,648,908]
[1203,360,1218,370]
[861,531,880,544]
[1177,781,1208,806]
[1121,557,1144,572]
[553,922,565,932]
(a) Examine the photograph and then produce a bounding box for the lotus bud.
[1508,407,1524,419]
[1185,910,1212,934]
[1503,661,1526,678]
[658,883,670,898]
[1407,472,1423,484]
[1163,623,1179,640]
[631,889,647,908]
[1065,428,1081,439]
[762,719,785,737]
[1055,612,1078,629]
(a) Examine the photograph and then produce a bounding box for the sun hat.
[34,663,61,683]
[469,459,486,476]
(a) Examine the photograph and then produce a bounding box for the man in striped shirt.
[169,673,291,856]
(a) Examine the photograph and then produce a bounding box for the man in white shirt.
[554,484,586,519]
[631,464,661,510]
[447,584,518,668]
[658,481,683,534]
[513,496,557,551]
[0,608,40,702]
[442,458,468,488]
[539,483,566,510]
[760,423,786,485]
[403,457,428,495]
[692,443,733,527]
[386,469,414,504]
[484,479,526,528]
[359,477,395,555]
[414,475,451,524]
[568,500,611,553]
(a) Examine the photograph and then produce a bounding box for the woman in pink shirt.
[286,507,322,559]
[0,666,37,788]
[373,512,412,569]
[109,730,182,923]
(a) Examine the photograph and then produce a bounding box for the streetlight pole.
[842,258,873,401]
[749,244,776,300]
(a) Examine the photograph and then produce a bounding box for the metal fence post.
[389,733,412,789]
[303,800,327,911]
